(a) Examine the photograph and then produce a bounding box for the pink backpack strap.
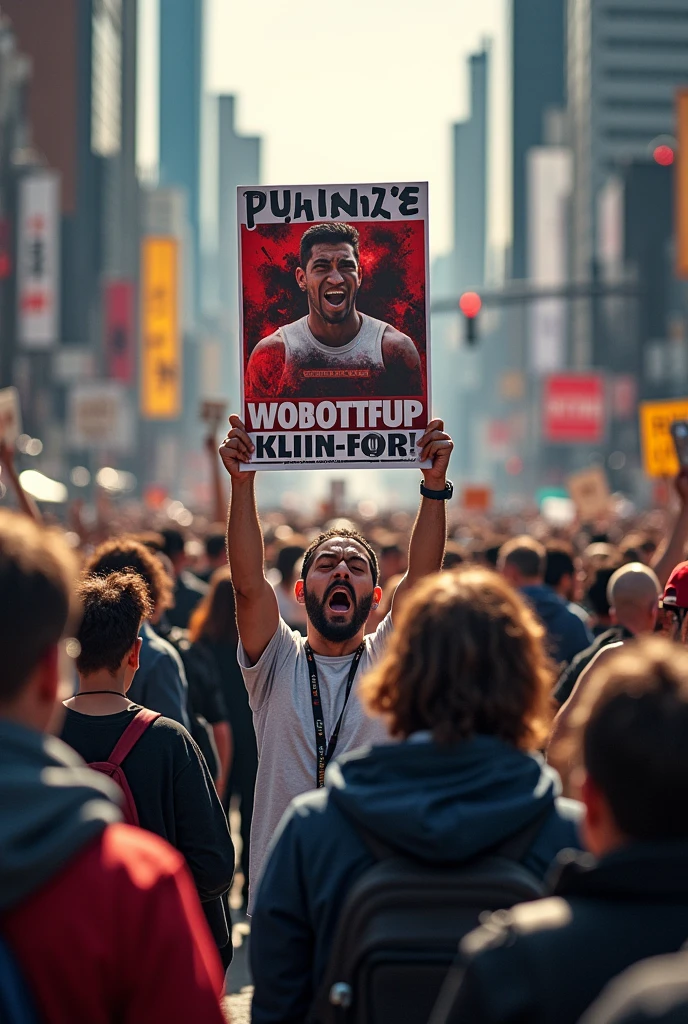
[108,708,161,766]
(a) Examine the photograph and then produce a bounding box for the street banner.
[140,237,180,419]
[0,386,22,446]
[238,182,430,470]
[17,170,60,348]
[105,280,135,383]
[566,466,611,521]
[542,374,606,444]
[677,89,688,279]
[461,485,493,513]
[68,381,134,454]
[639,397,688,478]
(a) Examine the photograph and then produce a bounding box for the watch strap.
[420,480,454,500]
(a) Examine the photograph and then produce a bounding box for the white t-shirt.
[239,614,394,909]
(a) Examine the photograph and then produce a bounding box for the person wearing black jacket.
[446,637,688,1024]
[60,571,235,967]
[250,569,582,1024]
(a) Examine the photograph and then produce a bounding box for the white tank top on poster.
[281,313,388,377]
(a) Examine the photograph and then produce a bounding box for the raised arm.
[651,469,688,588]
[0,441,42,523]
[392,417,453,619]
[219,415,279,665]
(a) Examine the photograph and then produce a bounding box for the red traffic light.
[459,291,482,319]
[654,144,674,167]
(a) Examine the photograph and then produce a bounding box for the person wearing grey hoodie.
[250,568,582,1024]
[0,510,226,1024]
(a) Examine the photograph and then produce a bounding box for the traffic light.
[459,291,482,346]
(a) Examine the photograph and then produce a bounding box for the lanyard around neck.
[304,641,365,788]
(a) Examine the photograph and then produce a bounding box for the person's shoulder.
[179,570,209,597]
[143,627,182,664]
[249,330,286,357]
[82,822,185,885]
[381,325,418,357]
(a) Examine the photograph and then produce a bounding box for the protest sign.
[639,398,688,477]
[68,381,134,454]
[566,466,611,520]
[0,386,22,445]
[238,182,430,470]
[200,399,228,434]
[461,485,493,513]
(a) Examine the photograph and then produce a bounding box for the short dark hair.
[301,528,379,586]
[276,544,306,581]
[205,531,226,560]
[160,528,185,559]
[299,223,360,270]
[586,565,622,618]
[76,571,152,676]
[584,638,688,840]
[499,536,546,580]
[83,537,173,612]
[545,543,576,588]
[0,512,78,703]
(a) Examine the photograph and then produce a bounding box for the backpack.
[88,708,160,826]
[0,933,38,1024]
[308,811,548,1024]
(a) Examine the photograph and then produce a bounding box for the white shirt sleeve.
[237,617,299,712]
[366,612,394,660]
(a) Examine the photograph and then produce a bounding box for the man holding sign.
[219,414,452,907]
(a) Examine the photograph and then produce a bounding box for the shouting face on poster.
[246,222,422,400]
[239,182,430,471]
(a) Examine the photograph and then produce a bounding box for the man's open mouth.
[327,586,353,613]
[323,289,347,309]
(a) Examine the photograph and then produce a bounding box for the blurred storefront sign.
[140,237,181,419]
[53,348,96,383]
[542,374,606,444]
[566,466,611,520]
[461,485,493,513]
[68,381,134,454]
[17,170,60,348]
[527,147,572,373]
[105,280,135,383]
[639,397,688,478]
[0,386,22,445]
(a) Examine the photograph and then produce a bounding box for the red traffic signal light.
[459,291,482,318]
[654,144,675,167]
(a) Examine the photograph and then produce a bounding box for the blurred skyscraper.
[217,95,261,405]
[159,0,203,324]
[510,0,566,281]
[452,49,489,292]
[568,0,688,366]
[4,0,138,348]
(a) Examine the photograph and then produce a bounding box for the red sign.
[543,374,606,444]
[104,280,135,383]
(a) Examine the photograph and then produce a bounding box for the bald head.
[607,563,660,635]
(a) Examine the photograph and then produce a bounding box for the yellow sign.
[677,90,688,279]
[639,398,688,477]
[141,237,180,419]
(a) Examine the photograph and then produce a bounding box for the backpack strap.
[108,708,161,766]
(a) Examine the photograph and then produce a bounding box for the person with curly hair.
[83,537,191,729]
[249,567,582,1024]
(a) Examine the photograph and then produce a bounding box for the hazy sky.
[139,0,509,259]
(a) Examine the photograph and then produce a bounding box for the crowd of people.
[3,418,688,1022]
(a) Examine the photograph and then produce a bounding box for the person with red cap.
[659,561,688,642]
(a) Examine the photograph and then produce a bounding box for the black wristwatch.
[420,480,454,500]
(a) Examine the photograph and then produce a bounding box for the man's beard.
[304,581,374,642]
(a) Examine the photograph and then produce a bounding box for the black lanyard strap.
[305,641,365,788]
